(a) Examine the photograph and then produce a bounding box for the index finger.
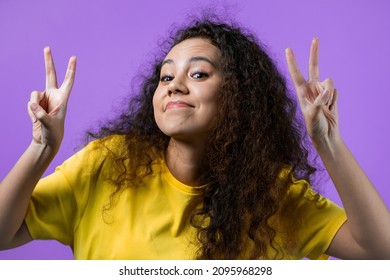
[285,48,305,87]
[44,47,58,89]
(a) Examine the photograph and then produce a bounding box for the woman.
[0,18,389,259]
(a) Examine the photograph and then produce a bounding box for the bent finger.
[28,90,43,123]
[314,88,331,108]
[320,78,335,105]
[320,78,334,91]
[29,102,50,127]
[29,90,45,104]
[330,89,339,112]
[27,102,37,123]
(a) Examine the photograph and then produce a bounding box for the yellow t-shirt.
[25,136,347,259]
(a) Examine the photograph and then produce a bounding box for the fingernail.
[31,103,38,111]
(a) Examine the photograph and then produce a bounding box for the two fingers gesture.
[28,47,77,150]
[286,38,339,144]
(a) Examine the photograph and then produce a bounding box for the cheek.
[152,90,169,135]
[201,85,220,109]
[152,92,161,123]
[202,86,221,122]
[152,88,163,112]
[152,93,157,111]
[194,82,219,102]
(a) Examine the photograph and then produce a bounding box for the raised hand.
[285,38,339,145]
[27,47,76,151]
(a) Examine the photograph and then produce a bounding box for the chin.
[157,122,212,141]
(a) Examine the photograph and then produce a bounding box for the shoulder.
[56,135,128,178]
[277,167,323,205]
[275,169,347,259]
[277,168,345,236]
[77,135,129,161]
[83,134,128,154]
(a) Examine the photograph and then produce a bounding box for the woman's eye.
[160,75,173,82]
[192,72,209,79]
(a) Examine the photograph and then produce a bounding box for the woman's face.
[153,38,223,142]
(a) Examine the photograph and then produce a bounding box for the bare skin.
[0,47,76,249]
[0,38,389,259]
[153,38,223,186]
[286,38,390,259]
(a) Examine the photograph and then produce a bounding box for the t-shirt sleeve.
[291,179,347,260]
[25,140,105,246]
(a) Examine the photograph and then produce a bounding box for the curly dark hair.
[86,17,317,259]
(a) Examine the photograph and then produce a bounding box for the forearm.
[314,137,390,256]
[0,141,56,247]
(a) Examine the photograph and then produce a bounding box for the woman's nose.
[168,77,189,95]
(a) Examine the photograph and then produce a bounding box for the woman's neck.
[165,138,208,186]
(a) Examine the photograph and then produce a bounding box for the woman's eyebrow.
[161,56,218,68]
[189,56,217,68]
[161,59,174,66]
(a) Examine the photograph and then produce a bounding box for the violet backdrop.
[0,0,389,259]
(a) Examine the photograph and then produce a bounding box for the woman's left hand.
[285,38,339,145]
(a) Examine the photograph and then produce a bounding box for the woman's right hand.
[27,47,76,152]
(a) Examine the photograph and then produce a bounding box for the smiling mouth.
[165,101,194,110]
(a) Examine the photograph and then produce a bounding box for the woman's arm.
[285,38,390,259]
[314,135,390,259]
[0,48,76,249]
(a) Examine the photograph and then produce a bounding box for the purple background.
[0,0,389,259]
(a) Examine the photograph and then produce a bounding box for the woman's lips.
[165,100,193,110]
